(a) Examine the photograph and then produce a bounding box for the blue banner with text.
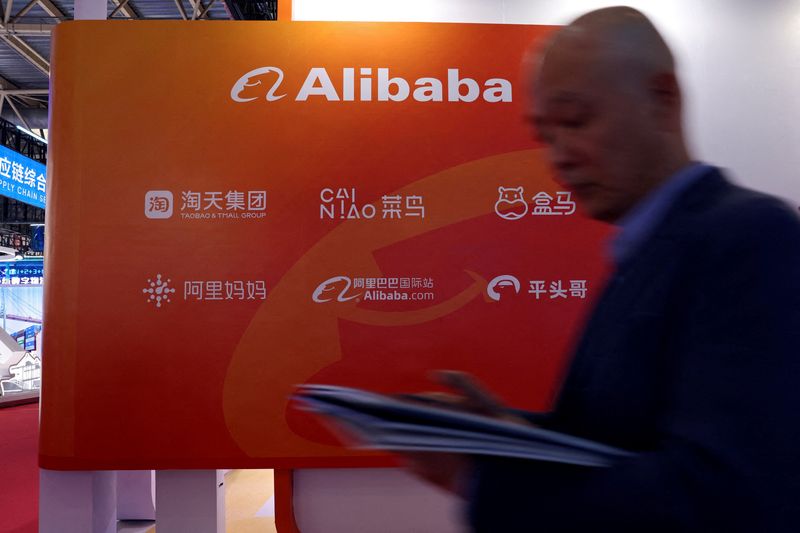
[0,144,46,208]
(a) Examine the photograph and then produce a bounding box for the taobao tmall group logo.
[145,190,173,219]
[144,189,267,221]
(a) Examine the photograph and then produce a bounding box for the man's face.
[529,46,656,223]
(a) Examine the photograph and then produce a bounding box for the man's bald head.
[528,7,691,223]
[547,7,675,89]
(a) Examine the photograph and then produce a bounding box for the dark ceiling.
[0,0,278,131]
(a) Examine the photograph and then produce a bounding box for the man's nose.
[550,141,578,175]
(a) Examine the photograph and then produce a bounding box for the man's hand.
[402,451,471,497]
[398,370,529,496]
[435,370,511,418]
[403,370,531,425]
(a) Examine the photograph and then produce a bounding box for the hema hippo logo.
[231,67,512,103]
[494,186,527,220]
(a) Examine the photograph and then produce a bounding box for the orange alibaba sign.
[41,21,610,470]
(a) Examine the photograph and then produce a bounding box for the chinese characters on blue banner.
[0,144,46,208]
[0,261,44,286]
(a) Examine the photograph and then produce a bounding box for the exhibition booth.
[35,0,800,532]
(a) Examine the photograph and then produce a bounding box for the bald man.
[530,7,689,223]
[410,7,800,532]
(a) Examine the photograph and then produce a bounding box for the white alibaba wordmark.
[231,67,512,103]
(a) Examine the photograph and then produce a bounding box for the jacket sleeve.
[467,201,800,533]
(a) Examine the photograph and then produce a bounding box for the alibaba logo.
[312,276,361,303]
[230,66,286,102]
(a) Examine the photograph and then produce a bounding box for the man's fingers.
[395,391,466,410]
[434,370,505,415]
[413,391,462,403]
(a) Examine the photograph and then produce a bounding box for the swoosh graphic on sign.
[222,148,553,457]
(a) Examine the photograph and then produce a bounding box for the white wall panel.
[294,0,800,203]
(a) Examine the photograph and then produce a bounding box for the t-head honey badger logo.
[487,275,521,301]
[494,186,528,220]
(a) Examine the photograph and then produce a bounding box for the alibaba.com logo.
[312,276,361,303]
[230,66,286,102]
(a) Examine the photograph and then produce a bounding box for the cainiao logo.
[312,276,362,303]
[230,66,287,102]
[231,67,512,103]
[487,275,520,302]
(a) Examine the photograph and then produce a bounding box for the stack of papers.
[293,384,632,467]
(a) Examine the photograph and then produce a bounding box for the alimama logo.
[231,66,512,103]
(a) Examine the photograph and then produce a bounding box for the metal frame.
[109,0,137,20]
[0,0,58,100]
[0,114,46,161]
[0,0,281,145]
[0,0,241,132]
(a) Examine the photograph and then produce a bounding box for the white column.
[155,470,225,533]
[39,469,117,533]
[116,470,156,520]
[73,0,107,20]
[293,468,464,533]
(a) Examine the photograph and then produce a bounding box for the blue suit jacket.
[468,168,800,532]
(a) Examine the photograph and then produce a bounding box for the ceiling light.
[16,125,47,144]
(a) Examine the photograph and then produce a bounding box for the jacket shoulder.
[674,172,800,247]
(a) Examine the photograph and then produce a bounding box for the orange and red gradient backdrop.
[41,21,611,470]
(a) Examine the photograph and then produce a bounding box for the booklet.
[293,384,633,467]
